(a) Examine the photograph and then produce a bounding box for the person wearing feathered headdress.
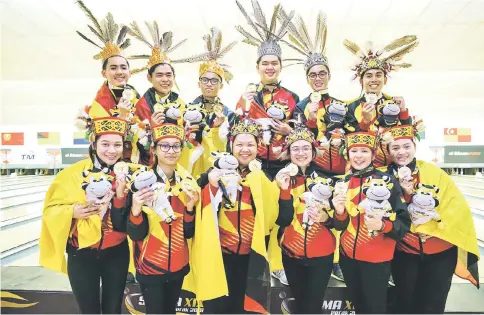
[279,9,352,284]
[125,20,189,166]
[282,10,352,177]
[332,130,410,314]
[39,112,131,313]
[196,118,292,314]
[343,36,418,167]
[75,0,143,163]
[174,27,238,180]
[233,0,300,182]
[378,121,480,313]
[273,121,349,313]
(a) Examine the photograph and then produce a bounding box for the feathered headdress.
[343,35,419,79]
[75,106,128,143]
[75,0,130,62]
[278,10,329,73]
[176,27,237,83]
[235,0,295,59]
[127,21,187,74]
[381,119,425,145]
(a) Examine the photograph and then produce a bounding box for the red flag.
[1,133,24,145]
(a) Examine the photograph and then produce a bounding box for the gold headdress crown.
[235,0,295,59]
[92,117,129,137]
[128,21,187,74]
[343,35,419,79]
[282,126,316,151]
[230,118,261,140]
[152,124,185,143]
[176,28,237,83]
[346,132,376,150]
[278,10,328,72]
[75,1,130,62]
[383,119,425,143]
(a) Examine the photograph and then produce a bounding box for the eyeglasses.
[157,143,182,153]
[199,77,221,85]
[307,71,328,80]
[291,146,312,154]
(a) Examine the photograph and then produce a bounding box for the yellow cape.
[39,158,106,274]
[189,169,280,310]
[413,160,480,286]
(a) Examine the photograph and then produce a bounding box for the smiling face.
[360,69,387,94]
[389,138,416,167]
[290,140,312,168]
[348,146,374,170]
[232,133,258,168]
[101,56,131,87]
[198,72,223,98]
[148,64,174,96]
[257,55,281,85]
[155,137,182,166]
[94,134,124,166]
[306,64,330,91]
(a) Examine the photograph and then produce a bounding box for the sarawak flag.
[444,128,471,142]
[1,132,24,145]
[37,132,60,145]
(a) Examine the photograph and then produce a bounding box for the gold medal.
[246,83,257,93]
[154,104,163,112]
[310,92,321,103]
[248,159,262,172]
[113,162,129,176]
[213,103,224,116]
[334,181,348,195]
[286,163,299,176]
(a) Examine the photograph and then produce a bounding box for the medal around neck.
[310,92,321,103]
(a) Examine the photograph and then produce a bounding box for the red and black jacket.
[338,167,411,263]
[126,171,195,284]
[385,160,454,256]
[235,83,299,171]
[279,164,349,265]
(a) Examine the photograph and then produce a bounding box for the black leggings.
[67,240,129,314]
[282,254,334,314]
[140,279,184,315]
[339,254,391,314]
[203,254,250,314]
[391,246,457,314]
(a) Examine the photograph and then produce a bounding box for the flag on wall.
[1,132,24,145]
[444,128,471,142]
[37,132,60,145]
[73,132,90,145]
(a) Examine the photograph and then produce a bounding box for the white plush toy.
[81,168,115,219]
[211,152,241,209]
[407,184,443,231]
[359,176,394,237]
[301,172,333,229]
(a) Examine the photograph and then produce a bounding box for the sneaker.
[388,274,395,287]
[271,269,289,286]
[126,272,136,283]
[331,263,345,282]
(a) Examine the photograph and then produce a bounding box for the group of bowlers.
[39,0,480,314]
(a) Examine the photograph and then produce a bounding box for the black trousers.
[67,240,129,314]
[391,246,457,314]
[203,254,250,314]
[339,254,391,314]
[282,254,334,314]
[140,278,184,315]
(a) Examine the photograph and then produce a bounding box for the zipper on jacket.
[168,225,172,271]
[235,190,243,254]
[168,195,173,271]
[352,177,364,259]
